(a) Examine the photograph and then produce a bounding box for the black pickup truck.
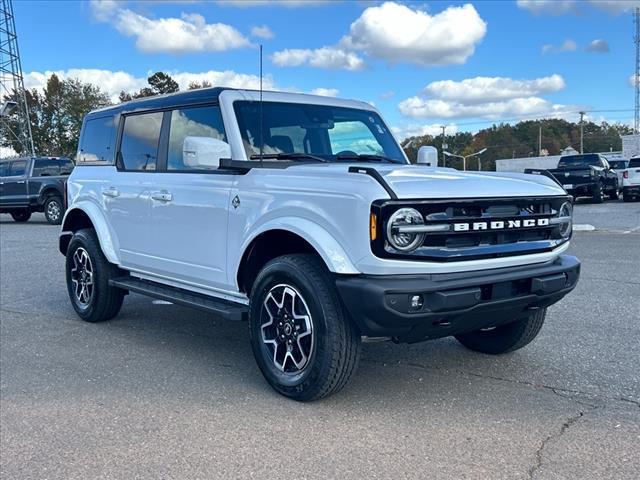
[526,153,619,203]
[0,157,73,224]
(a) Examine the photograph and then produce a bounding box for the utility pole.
[635,7,640,133]
[440,125,446,167]
[579,111,585,154]
[538,123,542,156]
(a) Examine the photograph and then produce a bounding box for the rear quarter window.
[77,115,117,164]
[33,159,60,177]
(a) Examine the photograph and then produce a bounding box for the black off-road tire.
[66,228,124,323]
[10,210,31,222]
[44,195,63,225]
[608,189,619,201]
[592,183,604,203]
[248,254,361,401]
[455,308,546,355]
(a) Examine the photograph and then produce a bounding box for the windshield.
[233,101,406,163]
[558,154,601,168]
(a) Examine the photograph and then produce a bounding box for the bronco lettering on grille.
[453,217,550,232]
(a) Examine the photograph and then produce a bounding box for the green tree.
[2,74,110,157]
[119,72,180,102]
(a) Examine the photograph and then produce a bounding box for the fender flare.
[60,201,120,264]
[237,217,359,276]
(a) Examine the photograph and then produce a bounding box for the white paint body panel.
[65,89,571,303]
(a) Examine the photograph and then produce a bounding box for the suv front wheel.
[66,229,125,323]
[248,254,361,401]
[455,308,546,354]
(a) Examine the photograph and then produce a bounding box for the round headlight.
[386,208,425,252]
[558,202,572,238]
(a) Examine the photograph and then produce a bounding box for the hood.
[368,165,565,199]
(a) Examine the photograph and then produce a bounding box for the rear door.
[0,159,30,206]
[146,104,234,291]
[104,111,163,273]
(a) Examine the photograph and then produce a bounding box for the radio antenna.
[259,44,264,165]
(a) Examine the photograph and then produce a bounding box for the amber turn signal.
[370,213,378,241]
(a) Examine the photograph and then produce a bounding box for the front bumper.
[335,254,580,343]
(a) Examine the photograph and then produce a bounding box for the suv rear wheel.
[66,228,124,323]
[10,210,31,222]
[248,254,361,401]
[44,195,63,225]
[455,308,546,354]
[592,183,604,203]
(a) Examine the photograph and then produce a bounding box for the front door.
[0,159,30,207]
[146,105,234,292]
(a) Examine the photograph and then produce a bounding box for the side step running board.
[109,277,248,321]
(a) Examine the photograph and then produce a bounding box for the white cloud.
[380,91,395,100]
[399,74,578,121]
[251,25,274,39]
[23,68,276,103]
[586,39,609,53]
[392,123,458,140]
[271,47,365,70]
[541,39,577,54]
[630,74,638,87]
[310,88,339,97]
[517,0,640,15]
[89,0,119,21]
[422,75,565,104]
[341,2,486,66]
[271,2,486,70]
[0,146,19,158]
[399,96,580,120]
[114,10,251,54]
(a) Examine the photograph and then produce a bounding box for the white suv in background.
[622,156,640,202]
[60,88,580,401]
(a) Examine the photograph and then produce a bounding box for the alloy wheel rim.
[47,200,60,221]
[260,284,314,374]
[70,247,94,307]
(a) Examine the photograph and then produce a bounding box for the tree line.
[2,71,633,167]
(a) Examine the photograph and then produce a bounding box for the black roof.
[87,87,231,119]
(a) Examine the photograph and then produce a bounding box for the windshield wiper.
[250,153,328,163]
[336,153,397,163]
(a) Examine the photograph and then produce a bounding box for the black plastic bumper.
[564,183,596,197]
[335,255,580,343]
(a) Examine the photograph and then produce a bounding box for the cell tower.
[635,7,640,134]
[0,0,34,157]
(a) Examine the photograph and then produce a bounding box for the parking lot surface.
[1,202,639,480]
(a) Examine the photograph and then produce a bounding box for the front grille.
[372,196,571,262]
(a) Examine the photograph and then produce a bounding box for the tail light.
[623,171,629,179]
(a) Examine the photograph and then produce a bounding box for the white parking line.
[573,224,596,231]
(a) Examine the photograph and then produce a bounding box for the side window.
[77,116,116,163]
[60,159,74,175]
[9,160,27,176]
[328,121,384,155]
[167,106,226,171]
[32,159,60,177]
[119,112,163,171]
[0,163,8,176]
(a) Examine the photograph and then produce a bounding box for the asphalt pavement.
[1,202,639,480]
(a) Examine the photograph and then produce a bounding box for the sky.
[14,0,638,139]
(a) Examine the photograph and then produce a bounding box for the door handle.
[102,187,119,198]
[151,191,173,202]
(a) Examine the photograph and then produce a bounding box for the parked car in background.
[609,159,629,190]
[525,153,618,203]
[622,156,640,202]
[59,88,580,401]
[0,157,73,224]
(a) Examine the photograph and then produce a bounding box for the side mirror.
[183,136,231,169]
[417,146,438,167]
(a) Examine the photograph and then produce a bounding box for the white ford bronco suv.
[60,88,580,401]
